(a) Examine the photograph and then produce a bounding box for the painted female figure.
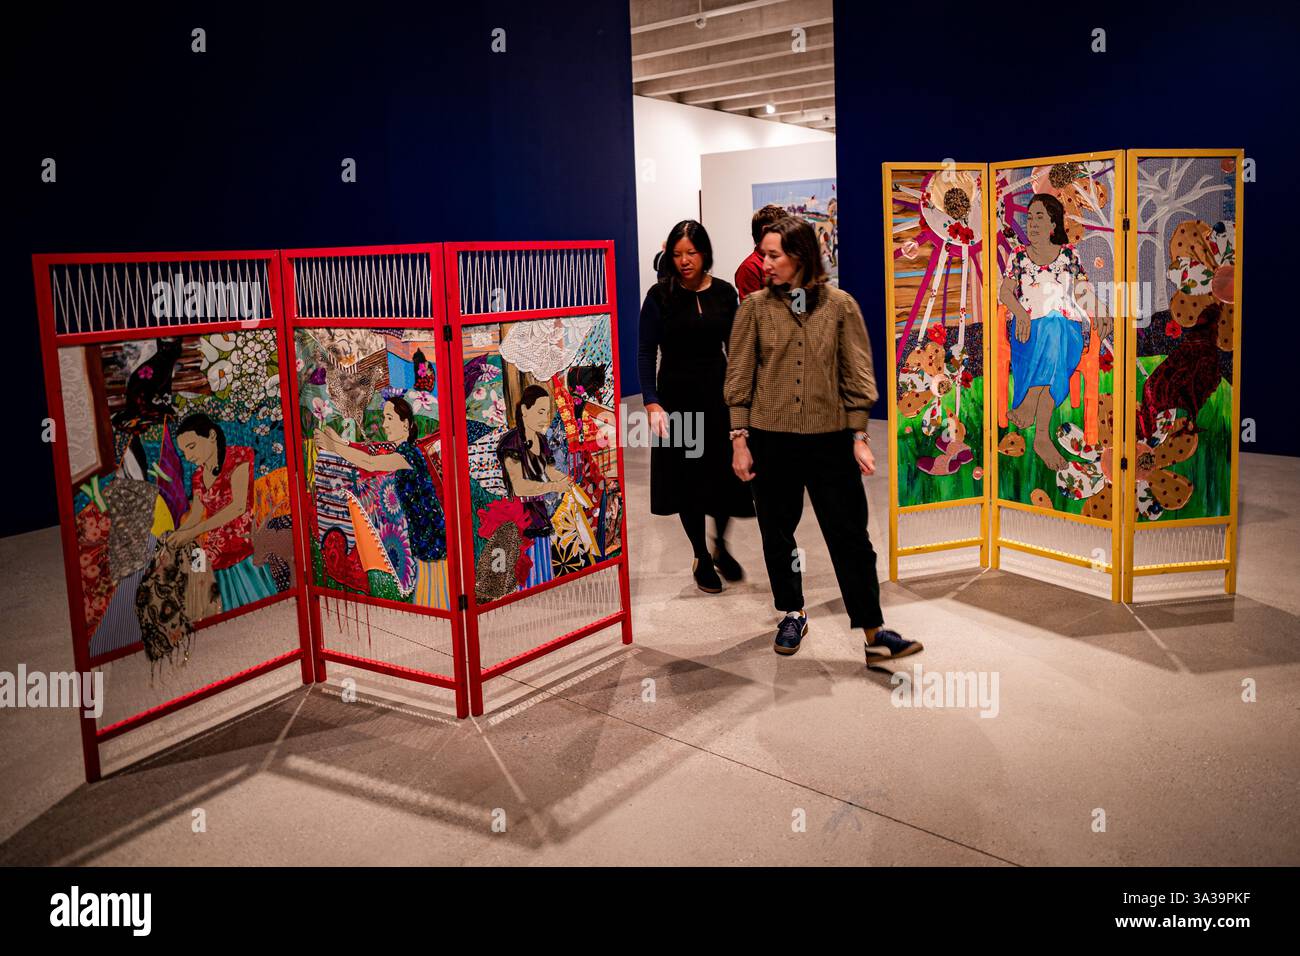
[170,414,277,611]
[314,397,449,607]
[999,193,1111,469]
[495,384,575,588]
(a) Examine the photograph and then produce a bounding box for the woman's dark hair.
[516,384,552,433]
[751,204,787,245]
[656,220,713,287]
[760,216,827,288]
[386,396,416,443]
[176,413,226,476]
[1028,193,1069,245]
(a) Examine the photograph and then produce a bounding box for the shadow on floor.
[891,567,1300,673]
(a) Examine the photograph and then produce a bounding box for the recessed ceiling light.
[764,103,775,114]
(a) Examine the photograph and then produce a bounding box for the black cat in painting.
[112,337,182,435]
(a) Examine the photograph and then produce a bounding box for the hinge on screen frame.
[443,324,452,342]
[1122,217,1131,231]
[458,594,468,611]
[1120,457,1129,470]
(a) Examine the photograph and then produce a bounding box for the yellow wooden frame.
[881,162,992,581]
[1122,149,1245,599]
[987,150,1127,602]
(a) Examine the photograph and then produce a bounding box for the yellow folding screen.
[882,149,1244,602]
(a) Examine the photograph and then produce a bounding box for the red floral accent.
[138,366,153,379]
[960,369,973,388]
[1165,319,1183,339]
[477,497,530,540]
[927,324,947,345]
[514,549,533,586]
[1098,351,1114,373]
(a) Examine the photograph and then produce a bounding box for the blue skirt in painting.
[1009,310,1085,409]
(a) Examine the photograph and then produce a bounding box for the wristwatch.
[852,430,870,444]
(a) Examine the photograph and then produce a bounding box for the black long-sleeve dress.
[638,277,756,519]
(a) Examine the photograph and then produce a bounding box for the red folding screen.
[35,240,633,779]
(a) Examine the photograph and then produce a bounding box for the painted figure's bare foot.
[1033,429,1068,471]
[1007,400,1035,429]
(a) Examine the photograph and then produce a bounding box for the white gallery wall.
[700,139,837,291]
[632,96,833,307]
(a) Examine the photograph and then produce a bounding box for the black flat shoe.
[711,547,744,582]
[692,557,723,593]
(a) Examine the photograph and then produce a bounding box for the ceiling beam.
[702,78,835,110]
[631,0,833,61]
[748,100,835,120]
[632,22,833,82]
[631,0,788,34]
[641,48,833,99]
[681,70,832,107]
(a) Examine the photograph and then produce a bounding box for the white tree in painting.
[1136,158,1229,313]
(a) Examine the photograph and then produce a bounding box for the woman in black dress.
[638,220,755,593]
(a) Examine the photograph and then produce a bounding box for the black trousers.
[747,428,884,630]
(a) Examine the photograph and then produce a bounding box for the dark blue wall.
[8,3,639,537]
[834,0,1297,458]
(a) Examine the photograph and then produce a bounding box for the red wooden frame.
[279,244,470,718]
[33,250,314,783]
[442,240,633,716]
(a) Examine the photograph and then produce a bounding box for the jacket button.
[794,396,800,402]
[795,379,800,384]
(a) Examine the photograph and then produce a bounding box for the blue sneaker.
[774,612,808,655]
[864,628,923,664]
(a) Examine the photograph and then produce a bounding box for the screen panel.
[1124,150,1243,598]
[459,312,622,603]
[1130,154,1238,524]
[988,152,1126,598]
[34,251,312,781]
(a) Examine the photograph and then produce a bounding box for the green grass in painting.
[1133,357,1232,522]
[993,361,1231,520]
[895,375,985,507]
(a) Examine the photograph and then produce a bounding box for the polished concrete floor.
[1,414,1297,866]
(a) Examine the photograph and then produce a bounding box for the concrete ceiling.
[630,0,835,133]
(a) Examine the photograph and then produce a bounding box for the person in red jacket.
[734,204,787,299]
